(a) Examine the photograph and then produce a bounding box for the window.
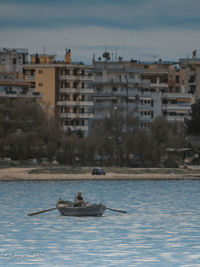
[97,87,102,93]
[12,58,16,64]
[176,75,179,83]
[189,85,196,94]
[189,75,195,83]
[65,82,70,88]
[38,83,43,87]
[39,69,43,74]
[65,69,70,75]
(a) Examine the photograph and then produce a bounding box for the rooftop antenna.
[43,43,46,56]
[115,46,118,61]
[123,42,126,62]
[43,43,46,63]
[151,54,157,62]
[105,40,107,52]
[111,46,114,61]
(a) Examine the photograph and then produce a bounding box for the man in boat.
[74,192,86,206]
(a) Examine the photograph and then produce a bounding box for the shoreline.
[0,167,200,181]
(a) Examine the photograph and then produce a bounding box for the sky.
[0,0,200,63]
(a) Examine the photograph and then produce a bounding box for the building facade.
[0,48,28,80]
[23,50,94,136]
[0,47,196,134]
[92,56,195,127]
[179,52,200,100]
[141,60,194,123]
[92,59,163,127]
[0,80,42,99]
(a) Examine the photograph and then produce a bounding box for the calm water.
[0,179,200,266]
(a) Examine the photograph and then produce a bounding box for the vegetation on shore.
[0,98,200,168]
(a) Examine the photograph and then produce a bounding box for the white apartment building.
[162,92,194,122]
[0,48,28,80]
[92,59,162,127]
[23,50,94,136]
[92,57,195,128]
[179,53,200,100]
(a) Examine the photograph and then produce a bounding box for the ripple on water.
[0,180,200,266]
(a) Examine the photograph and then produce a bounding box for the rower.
[74,192,85,206]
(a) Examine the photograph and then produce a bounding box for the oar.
[105,207,127,214]
[28,207,57,216]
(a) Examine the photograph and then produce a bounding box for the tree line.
[0,97,199,167]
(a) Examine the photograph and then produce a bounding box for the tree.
[90,109,139,166]
[0,98,63,160]
[185,99,200,135]
[150,116,186,166]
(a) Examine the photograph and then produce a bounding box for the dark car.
[92,167,106,175]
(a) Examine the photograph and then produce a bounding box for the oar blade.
[105,207,127,214]
[28,207,57,216]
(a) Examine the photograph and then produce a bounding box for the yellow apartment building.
[23,49,94,136]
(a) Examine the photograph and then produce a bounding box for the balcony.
[162,104,191,110]
[60,75,93,81]
[25,75,35,80]
[94,102,115,109]
[60,113,94,119]
[150,83,168,88]
[0,91,42,98]
[60,88,94,94]
[63,125,88,132]
[139,104,152,109]
[57,100,93,106]
[164,115,190,122]
[162,92,194,99]
[93,92,124,97]
[94,80,141,86]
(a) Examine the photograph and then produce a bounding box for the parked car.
[92,167,106,175]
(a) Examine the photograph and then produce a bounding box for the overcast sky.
[0,0,200,63]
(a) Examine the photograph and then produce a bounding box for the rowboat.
[28,200,127,217]
[56,200,106,217]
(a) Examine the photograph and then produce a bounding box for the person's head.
[78,192,82,196]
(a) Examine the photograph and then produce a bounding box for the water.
[0,180,200,266]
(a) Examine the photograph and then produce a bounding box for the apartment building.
[141,61,170,91]
[92,57,162,128]
[0,46,196,133]
[23,49,94,136]
[162,92,194,122]
[0,48,41,100]
[0,80,42,99]
[92,55,195,127]
[0,48,28,80]
[140,60,194,124]
[179,50,200,99]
